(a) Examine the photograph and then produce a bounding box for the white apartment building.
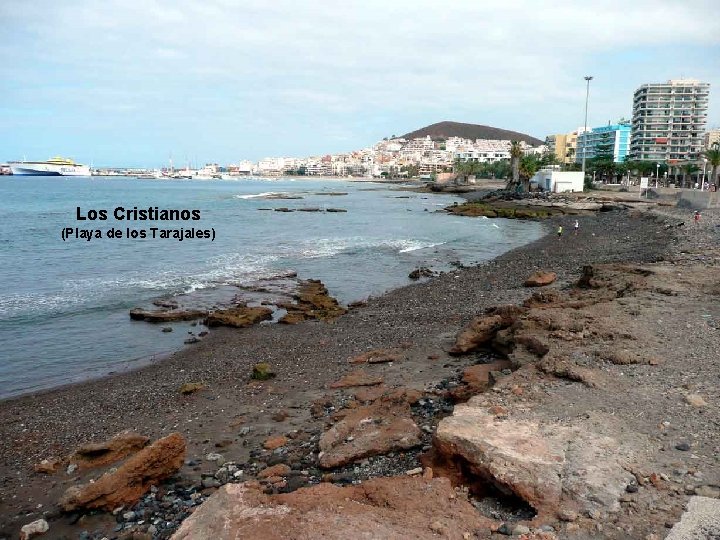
[227,160,254,175]
[400,136,436,158]
[629,79,710,162]
[256,157,287,176]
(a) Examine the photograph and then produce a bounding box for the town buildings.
[629,79,710,162]
[551,129,586,164]
[705,129,720,150]
[575,123,631,164]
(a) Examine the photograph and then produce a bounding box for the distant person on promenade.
[694,210,701,224]
[557,225,563,238]
[574,219,579,234]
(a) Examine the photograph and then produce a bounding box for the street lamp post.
[581,76,593,175]
[656,163,659,188]
[701,158,708,190]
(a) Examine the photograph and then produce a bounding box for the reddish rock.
[263,436,289,450]
[353,385,387,402]
[205,305,273,328]
[449,306,524,355]
[33,458,63,475]
[329,370,383,389]
[384,388,424,405]
[271,410,289,422]
[318,396,422,469]
[450,315,505,355]
[59,433,186,512]
[447,360,512,402]
[171,476,492,540]
[69,431,150,471]
[258,464,291,479]
[524,271,557,287]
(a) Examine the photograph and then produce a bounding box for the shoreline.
[0,204,705,538]
[0,212,541,406]
[0,184,529,403]
[0,178,490,402]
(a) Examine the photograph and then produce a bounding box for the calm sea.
[0,176,542,398]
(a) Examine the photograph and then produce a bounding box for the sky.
[1,0,719,167]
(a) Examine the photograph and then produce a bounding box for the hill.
[401,121,543,146]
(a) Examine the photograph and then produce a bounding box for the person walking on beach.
[557,225,563,238]
[574,219,579,234]
[694,210,701,225]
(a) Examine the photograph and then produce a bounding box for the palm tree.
[519,154,540,191]
[507,141,523,191]
[703,143,720,189]
[681,162,700,189]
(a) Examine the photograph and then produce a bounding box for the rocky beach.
[1,197,719,539]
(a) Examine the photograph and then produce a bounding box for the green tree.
[539,151,558,167]
[587,131,617,182]
[519,154,540,191]
[401,164,419,178]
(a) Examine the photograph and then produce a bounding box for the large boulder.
[59,433,186,511]
[171,477,492,540]
[319,395,422,469]
[449,306,524,355]
[433,406,633,519]
[205,305,273,328]
[68,430,150,470]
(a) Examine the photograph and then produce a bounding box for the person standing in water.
[574,219,579,234]
[557,225,563,238]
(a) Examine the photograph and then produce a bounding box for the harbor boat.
[9,157,91,176]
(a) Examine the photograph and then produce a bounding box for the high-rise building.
[629,79,710,162]
[576,123,632,164]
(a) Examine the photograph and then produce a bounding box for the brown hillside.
[401,121,543,146]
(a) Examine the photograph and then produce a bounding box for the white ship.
[9,157,91,176]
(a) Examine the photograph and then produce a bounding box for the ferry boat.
[9,157,91,176]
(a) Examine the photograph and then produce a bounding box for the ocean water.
[0,176,542,398]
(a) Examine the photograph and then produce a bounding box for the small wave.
[234,192,284,200]
[279,237,445,259]
[397,241,445,253]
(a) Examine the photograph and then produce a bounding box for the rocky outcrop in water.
[129,308,207,322]
[205,305,273,328]
[278,279,346,324]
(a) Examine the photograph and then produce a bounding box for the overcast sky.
[2,0,719,167]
